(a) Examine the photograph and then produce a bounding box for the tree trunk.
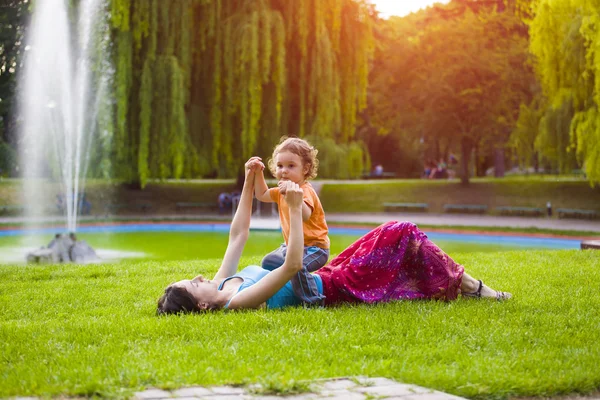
[0,112,6,143]
[494,148,505,177]
[460,137,471,185]
[474,144,480,177]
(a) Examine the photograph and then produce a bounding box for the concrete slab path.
[130,377,468,400]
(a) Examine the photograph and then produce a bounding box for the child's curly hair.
[268,136,319,180]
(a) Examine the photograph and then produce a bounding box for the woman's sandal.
[463,280,512,300]
[462,279,483,298]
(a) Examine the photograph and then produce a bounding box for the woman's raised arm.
[226,181,304,309]
[213,158,263,281]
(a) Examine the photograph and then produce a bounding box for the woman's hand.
[245,157,265,176]
[282,181,303,209]
[215,157,260,281]
[277,180,288,195]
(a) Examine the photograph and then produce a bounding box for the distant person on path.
[423,160,435,179]
[217,192,232,214]
[374,164,384,177]
[157,166,511,314]
[249,136,330,305]
[55,193,92,215]
[447,153,458,179]
[429,158,448,179]
[56,194,65,213]
[79,193,92,215]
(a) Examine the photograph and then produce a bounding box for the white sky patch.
[372,0,450,18]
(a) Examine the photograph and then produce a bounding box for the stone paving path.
[132,377,467,400]
[11,379,600,400]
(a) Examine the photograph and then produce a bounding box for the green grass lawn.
[319,177,600,213]
[1,248,600,399]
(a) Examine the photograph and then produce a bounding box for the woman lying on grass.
[157,159,511,314]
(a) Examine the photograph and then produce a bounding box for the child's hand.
[245,157,265,173]
[278,180,289,195]
[283,182,303,209]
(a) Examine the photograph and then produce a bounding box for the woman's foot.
[463,280,512,300]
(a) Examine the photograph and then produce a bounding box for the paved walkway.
[326,212,600,233]
[131,377,467,400]
[2,212,599,234]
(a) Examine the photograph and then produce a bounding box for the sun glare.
[371,0,450,18]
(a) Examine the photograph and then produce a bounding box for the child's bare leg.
[461,272,512,299]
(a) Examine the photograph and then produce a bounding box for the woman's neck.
[217,277,244,306]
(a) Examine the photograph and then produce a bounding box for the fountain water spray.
[18,0,112,233]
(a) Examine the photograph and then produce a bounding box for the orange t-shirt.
[269,182,330,249]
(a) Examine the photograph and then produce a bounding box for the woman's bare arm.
[226,181,304,309]
[213,158,263,281]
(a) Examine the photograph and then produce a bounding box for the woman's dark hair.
[157,285,201,315]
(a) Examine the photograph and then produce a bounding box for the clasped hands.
[244,156,301,208]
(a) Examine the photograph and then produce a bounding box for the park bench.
[104,203,152,216]
[556,208,599,220]
[362,172,397,180]
[443,204,488,214]
[383,202,429,212]
[495,206,544,217]
[175,202,216,212]
[581,240,600,250]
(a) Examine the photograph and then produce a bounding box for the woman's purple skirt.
[316,221,464,305]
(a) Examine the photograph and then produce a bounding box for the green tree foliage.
[305,134,367,179]
[137,58,152,186]
[108,0,373,186]
[510,98,543,169]
[0,0,29,145]
[0,138,16,176]
[365,1,534,183]
[527,0,600,184]
[113,31,133,180]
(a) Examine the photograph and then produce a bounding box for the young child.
[250,136,330,305]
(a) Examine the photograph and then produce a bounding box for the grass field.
[1,242,600,398]
[319,177,600,213]
[1,176,599,398]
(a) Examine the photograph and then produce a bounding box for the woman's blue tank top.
[219,265,323,309]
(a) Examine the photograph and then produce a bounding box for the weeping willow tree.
[526,0,600,184]
[305,135,370,179]
[109,0,374,187]
[510,99,543,169]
